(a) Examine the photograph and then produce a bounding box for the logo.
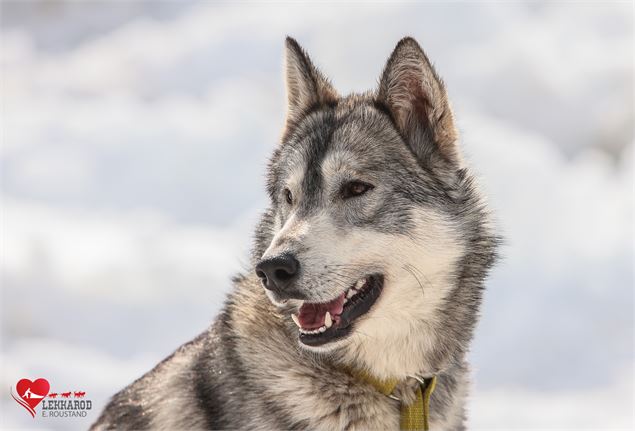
[11,378,50,418]
[12,378,92,418]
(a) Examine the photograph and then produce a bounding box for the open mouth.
[290,274,384,347]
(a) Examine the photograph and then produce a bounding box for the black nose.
[255,253,300,295]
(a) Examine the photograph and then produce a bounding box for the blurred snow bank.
[469,367,634,430]
[461,111,633,424]
[3,199,250,304]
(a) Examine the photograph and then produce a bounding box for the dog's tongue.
[297,293,346,329]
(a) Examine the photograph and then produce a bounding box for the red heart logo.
[13,378,50,417]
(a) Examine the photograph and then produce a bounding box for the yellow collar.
[350,369,437,431]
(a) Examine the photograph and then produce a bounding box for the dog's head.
[253,37,496,376]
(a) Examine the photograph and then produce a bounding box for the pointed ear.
[377,37,460,166]
[284,37,338,125]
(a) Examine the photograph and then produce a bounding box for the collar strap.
[349,370,437,431]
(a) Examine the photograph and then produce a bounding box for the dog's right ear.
[284,37,338,125]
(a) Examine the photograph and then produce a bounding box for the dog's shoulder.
[90,324,230,430]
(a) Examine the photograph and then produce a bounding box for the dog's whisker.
[403,264,426,299]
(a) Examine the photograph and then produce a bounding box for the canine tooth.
[346,289,357,299]
[291,314,301,328]
[343,297,348,304]
[325,312,333,328]
[355,279,366,289]
[319,326,326,333]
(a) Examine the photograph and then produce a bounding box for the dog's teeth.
[343,297,348,304]
[347,289,357,299]
[355,279,366,290]
[319,325,326,333]
[325,312,332,328]
[291,314,301,328]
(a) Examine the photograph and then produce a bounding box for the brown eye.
[284,188,293,205]
[341,181,374,199]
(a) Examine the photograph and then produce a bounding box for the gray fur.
[92,36,499,430]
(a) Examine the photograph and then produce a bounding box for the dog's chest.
[258,369,401,430]
[299,389,400,430]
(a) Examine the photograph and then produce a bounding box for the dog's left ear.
[284,37,338,126]
[377,37,460,167]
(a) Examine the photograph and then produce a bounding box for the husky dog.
[92,37,498,430]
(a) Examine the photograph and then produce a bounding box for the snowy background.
[1,1,632,429]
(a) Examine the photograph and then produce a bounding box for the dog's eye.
[284,188,293,205]
[341,181,374,199]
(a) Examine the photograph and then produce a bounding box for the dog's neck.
[337,276,462,381]
[253,269,464,383]
[340,322,451,381]
[233,279,470,429]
